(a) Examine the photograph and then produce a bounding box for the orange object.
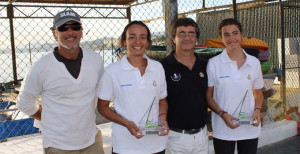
[195,45,207,47]
[204,37,269,51]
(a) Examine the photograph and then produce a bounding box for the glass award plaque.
[139,122,164,135]
[232,90,253,125]
[233,113,253,125]
[138,97,164,135]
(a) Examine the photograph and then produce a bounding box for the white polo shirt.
[97,54,167,154]
[207,49,264,141]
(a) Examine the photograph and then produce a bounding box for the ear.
[79,30,83,39]
[123,39,127,47]
[52,30,58,41]
[172,37,176,44]
[147,40,150,48]
[220,37,225,46]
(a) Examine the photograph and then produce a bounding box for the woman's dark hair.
[119,20,152,50]
[218,18,243,36]
[171,18,200,39]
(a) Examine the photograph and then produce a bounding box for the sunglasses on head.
[57,23,82,32]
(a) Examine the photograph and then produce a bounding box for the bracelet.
[221,111,227,118]
[255,107,261,111]
[218,110,222,116]
[218,110,227,118]
[159,113,167,117]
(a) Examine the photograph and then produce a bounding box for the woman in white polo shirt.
[206,18,264,154]
[97,21,169,154]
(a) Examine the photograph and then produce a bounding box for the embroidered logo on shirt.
[153,80,157,87]
[248,75,251,80]
[171,73,181,82]
[199,72,205,78]
[120,84,133,87]
[219,76,230,78]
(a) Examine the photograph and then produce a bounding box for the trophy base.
[238,120,253,125]
[140,126,164,135]
[233,113,253,125]
[239,119,258,125]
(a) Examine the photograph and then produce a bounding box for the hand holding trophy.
[138,97,167,135]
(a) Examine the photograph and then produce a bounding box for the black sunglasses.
[57,24,82,32]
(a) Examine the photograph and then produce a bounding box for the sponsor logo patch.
[120,84,133,87]
[219,76,230,78]
[248,75,251,80]
[171,73,181,82]
[199,72,204,78]
[153,80,157,87]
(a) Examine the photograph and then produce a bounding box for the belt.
[170,126,204,134]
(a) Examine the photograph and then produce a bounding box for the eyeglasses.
[57,24,82,32]
[177,32,197,38]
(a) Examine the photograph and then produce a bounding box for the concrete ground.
[0,121,298,154]
[257,135,300,154]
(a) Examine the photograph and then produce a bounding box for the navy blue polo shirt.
[161,51,208,130]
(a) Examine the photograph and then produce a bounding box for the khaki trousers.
[44,130,104,154]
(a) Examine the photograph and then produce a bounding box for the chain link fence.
[0,0,299,151]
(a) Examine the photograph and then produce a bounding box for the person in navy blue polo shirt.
[161,18,209,154]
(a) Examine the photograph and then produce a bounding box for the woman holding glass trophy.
[206,18,264,154]
[97,21,169,154]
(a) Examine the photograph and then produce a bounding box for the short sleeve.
[97,69,114,101]
[207,59,216,87]
[159,66,167,99]
[96,55,105,90]
[253,62,264,89]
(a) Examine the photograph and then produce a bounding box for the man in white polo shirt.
[17,10,104,154]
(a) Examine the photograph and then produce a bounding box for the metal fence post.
[7,4,18,85]
[233,0,237,20]
[280,1,286,114]
[163,0,177,54]
[127,6,131,23]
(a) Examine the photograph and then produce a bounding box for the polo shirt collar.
[165,50,201,65]
[220,48,252,67]
[164,50,177,64]
[120,53,154,71]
